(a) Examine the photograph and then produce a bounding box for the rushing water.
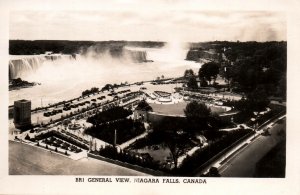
[9,45,201,108]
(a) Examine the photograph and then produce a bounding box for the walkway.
[119,131,149,150]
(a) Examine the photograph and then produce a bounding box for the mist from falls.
[147,42,189,62]
[9,42,200,108]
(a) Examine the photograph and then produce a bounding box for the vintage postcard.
[0,0,299,194]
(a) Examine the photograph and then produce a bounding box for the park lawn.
[149,102,226,115]
[149,102,187,115]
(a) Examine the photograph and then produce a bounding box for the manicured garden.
[41,136,83,153]
[26,130,89,150]
[85,106,146,145]
[89,128,253,176]
[87,101,255,176]
[85,119,145,145]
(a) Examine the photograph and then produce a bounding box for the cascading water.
[9,55,74,80]
[9,56,45,79]
[123,49,148,63]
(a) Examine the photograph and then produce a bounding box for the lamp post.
[114,129,117,148]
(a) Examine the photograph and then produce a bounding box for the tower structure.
[14,99,31,129]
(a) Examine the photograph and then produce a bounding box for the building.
[133,100,153,121]
[14,99,31,129]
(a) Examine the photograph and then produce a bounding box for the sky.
[10,10,286,42]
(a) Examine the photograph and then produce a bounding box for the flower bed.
[41,136,83,153]
[30,130,89,150]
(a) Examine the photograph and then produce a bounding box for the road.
[9,141,148,176]
[219,118,286,177]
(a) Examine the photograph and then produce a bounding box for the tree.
[101,84,113,91]
[184,101,211,133]
[165,131,187,169]
[136,100,153,111]
[187,77,198,89]
[200,77,208,87]
[276,74,286,99]
[153,117,188,169]
[224,49,238,62]
[184,101,211,120]
[184,69,194,78]
[198,62,220,85]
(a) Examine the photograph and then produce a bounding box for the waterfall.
[123,48,148,63]
[9,54,74,80]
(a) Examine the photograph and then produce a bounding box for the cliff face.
[186,49,219,62]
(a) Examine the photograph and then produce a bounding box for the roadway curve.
[219,118,286,177]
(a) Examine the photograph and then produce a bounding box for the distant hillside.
[9,40,165,55]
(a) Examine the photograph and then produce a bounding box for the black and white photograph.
[1,0,299,194]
